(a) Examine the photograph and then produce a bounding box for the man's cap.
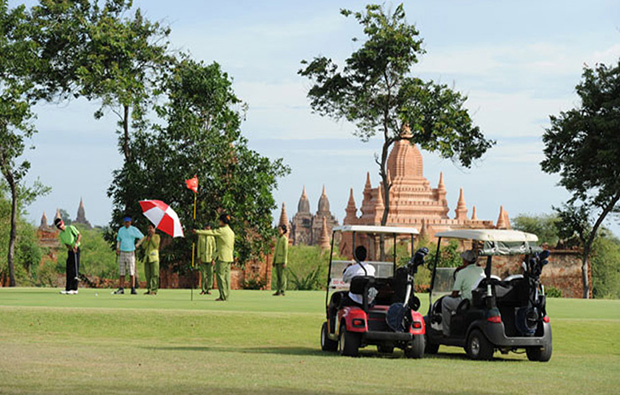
[123,216,132,222]
[460,249,477,263]
[54,218,63,226]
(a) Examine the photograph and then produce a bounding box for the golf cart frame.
[320,225,427,358]
[424,229,552,361]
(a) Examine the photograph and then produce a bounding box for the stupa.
[341,129,508,257]
[290,185,339,246]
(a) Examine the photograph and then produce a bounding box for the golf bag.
[386,247,428,332]
[516,250,550,336]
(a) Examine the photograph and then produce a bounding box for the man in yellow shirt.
[140,224,161,295]
[197,224,216,295]
[194,213,235,301]
[272,224,288,296]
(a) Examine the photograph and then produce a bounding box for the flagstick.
[191,191,197,301]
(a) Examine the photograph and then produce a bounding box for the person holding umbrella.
[197,223,216,295]
[54,218,82,295]
[140,223,161,295]
[193,213,235,301]
[114,216,144,295]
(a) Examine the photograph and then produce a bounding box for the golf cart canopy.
[333,225,419,235]
[434,229,542,256]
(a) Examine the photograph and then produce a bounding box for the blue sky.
[15,0,620,235]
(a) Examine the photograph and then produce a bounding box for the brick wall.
[489,248,589,298]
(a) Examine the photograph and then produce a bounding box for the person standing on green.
[197,223,216,295]
[193,213,234,301]
[140,223,160,295]
[272,224,288,296]
[54,218,82,295]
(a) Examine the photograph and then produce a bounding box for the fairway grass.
[1,288,619,394]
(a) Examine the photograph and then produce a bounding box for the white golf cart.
[424,229,552,361]
[321,225,428,358]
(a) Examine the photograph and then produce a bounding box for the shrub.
[284,245,337,291]
[243,274,267,290]
[546,287,562,298]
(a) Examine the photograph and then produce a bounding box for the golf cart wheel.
[424,334,439,354]
[526,343,552,362]
[320,322,338,352]
[377,344,394,354]
[466,329,494,360]
[404,334,425,359]
[338,324,361,357]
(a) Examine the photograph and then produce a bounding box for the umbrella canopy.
[139,200,184,238]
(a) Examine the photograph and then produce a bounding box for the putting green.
[1,288,619,393]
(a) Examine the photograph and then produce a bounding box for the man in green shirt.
[197,224,216,295]
[140,223,161,295]
[441,249,485,336]
[193,213,235,301]
[54,218,82,295]
[272,224,288,296]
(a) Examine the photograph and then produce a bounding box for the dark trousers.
[66,248,80,291]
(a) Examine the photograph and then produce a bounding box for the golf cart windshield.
[430,267,457,302]
[329,260,394,289]
[327,225,420,290]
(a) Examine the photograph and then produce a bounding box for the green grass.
[1,288,619,394]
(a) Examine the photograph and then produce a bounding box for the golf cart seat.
[456,298,470,313]
[349,275,376,295]
[504,274,523,281]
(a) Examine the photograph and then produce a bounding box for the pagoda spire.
[437,172,446,195]
[471,205,478,221]
[344,188,358,224]
[297,186,310,213]
[455,188,468,220]
[317,217,331,250]
[40,211,48,229]
[278,202,291,234]
[496,206,507,229]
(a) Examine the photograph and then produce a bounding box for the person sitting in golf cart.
[341,246,376,307]
[441,249,484,336]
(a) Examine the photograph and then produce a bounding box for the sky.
[12,0,620,236]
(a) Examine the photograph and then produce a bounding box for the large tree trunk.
[378,136,394,261]
[581,248,590,299]
[581,193,620,298]
[7,170,18,287]
[122,104,131,162]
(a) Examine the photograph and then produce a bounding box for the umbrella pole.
[191,191,197,301]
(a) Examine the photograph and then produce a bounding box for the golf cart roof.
[333,225,419,235]
[435,229,542,256]
[434,229,538,242]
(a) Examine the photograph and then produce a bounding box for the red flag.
[185,175,198,193]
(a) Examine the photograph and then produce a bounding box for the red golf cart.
[320,225,428,358]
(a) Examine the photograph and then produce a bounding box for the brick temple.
[340,132,511,258]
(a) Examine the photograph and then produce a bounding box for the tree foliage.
[541,60,620,298]
[107,58,289,268]
[512,213,560,247]
[299,3,494,228]
[0,1,50,286]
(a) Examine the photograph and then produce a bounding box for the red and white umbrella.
[139,200,185,238]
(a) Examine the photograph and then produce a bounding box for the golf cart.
[320,225,428,358]
[424,229,552,361]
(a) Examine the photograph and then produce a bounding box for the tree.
[541,60,620,298]
[512,213,560,246]
[31,0,172,210]
[0,2,50,286]
[299,3,494,231]
[107,58,289,269]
